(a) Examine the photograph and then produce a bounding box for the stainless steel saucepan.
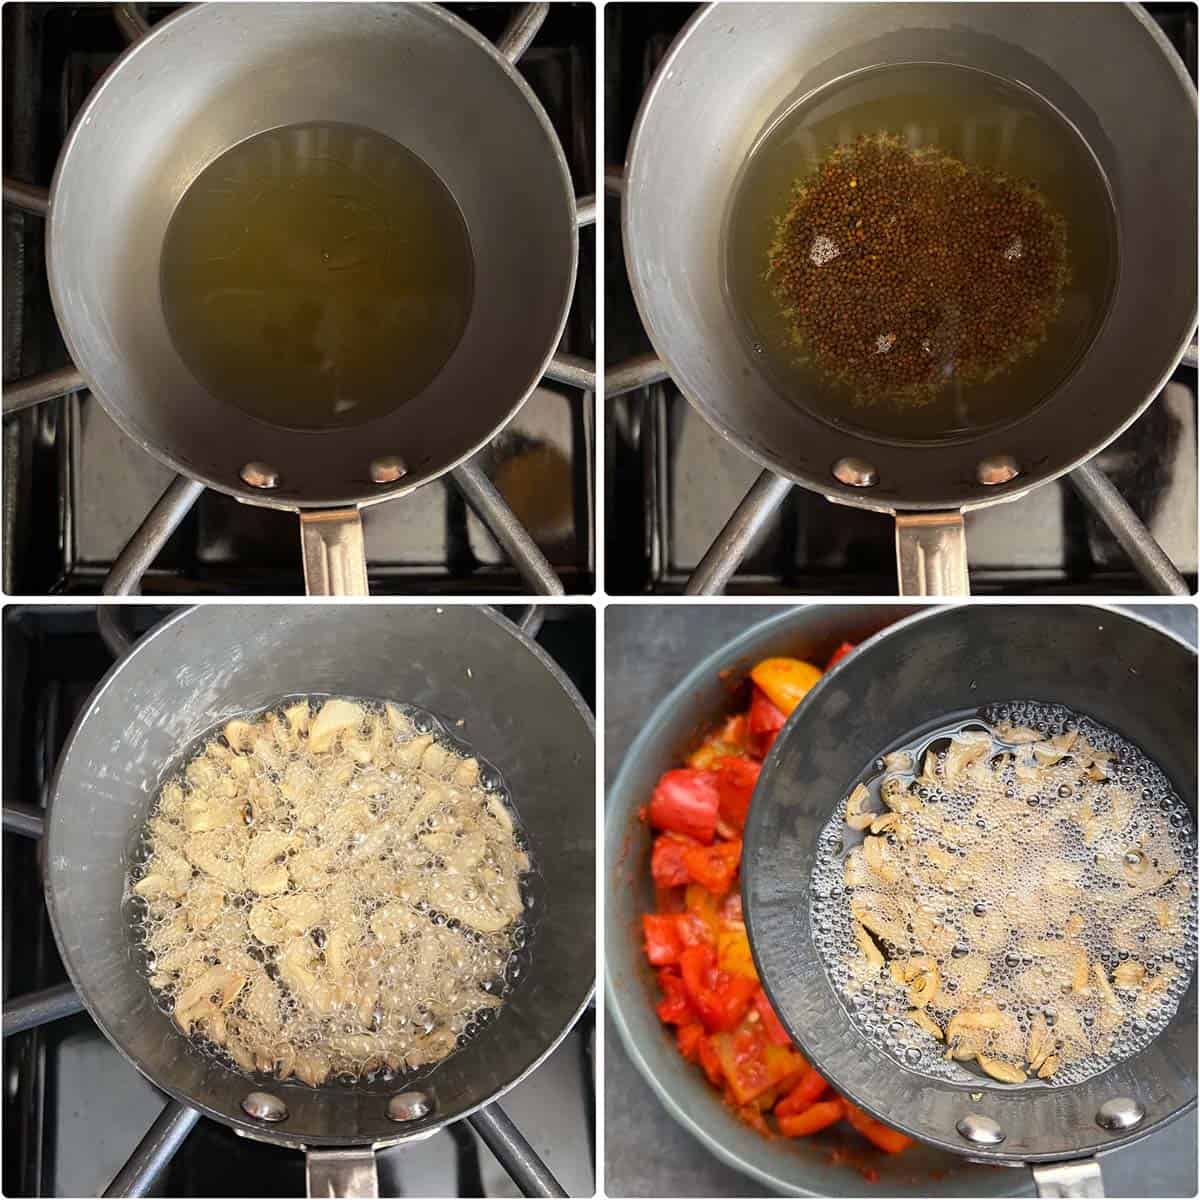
[619,3,1197,596]
[745,605,1197,1196]
[3,2,593,595]
[39,605,594,1197]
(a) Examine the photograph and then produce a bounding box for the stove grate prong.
[544,353,596,393]
[452,458,565,595]
[3,981,85,1036]
[497,3,549,65]
[102,476,207,596]
[685,469,794,595]
[1069,460,1189,595]
[103,1099,202,1199]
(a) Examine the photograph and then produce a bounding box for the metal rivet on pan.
[242,1091,288,1122]
[976,454,1020,486]
[369,455,408,485]
[1096,1097,1145,1132]
[240,462,280,489]
[387,1090,433,1122]
[832,456,878,487]
[956,1114,1005,1146]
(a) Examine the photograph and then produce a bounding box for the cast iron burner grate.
[2,604,596,1198]
[2,2,595,596]
[604,2,1197,596]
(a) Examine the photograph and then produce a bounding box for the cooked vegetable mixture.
[640,644,913,1162]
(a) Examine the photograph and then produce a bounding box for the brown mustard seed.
[766,133,1070,409]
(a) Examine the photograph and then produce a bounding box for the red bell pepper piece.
[753,988,793,1047]
[679,944,759,1032]
[642,913,686,966]
[843,1102,913,1154]
[778,1097,845,1137]
[655,969,696,1026]
[676,1022,706,1062]
[720,892,744,924]
[683,839,742,895]
[775,1067,829,1116]
[712,756,761,831]
[826,641,855,669]
[651,833,696,887]
[647,769,720,843]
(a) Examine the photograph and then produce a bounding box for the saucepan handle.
[1031,1158,1105,1197]
[299,509,370,596]
[894,511,970,596]
[305,1147,380,1199]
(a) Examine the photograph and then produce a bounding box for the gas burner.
[604,3,1197,596]
[2,3,595,596]
[2,604,595,1198]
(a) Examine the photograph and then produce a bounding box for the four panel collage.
[0,3,1195,1200]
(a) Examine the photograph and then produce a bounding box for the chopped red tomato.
[650,834,695,887]
[826,641,856,669]
[642,914,686,966]
[676,1022,706,1062]
[747,685,787,737]
[712,756,760,831]
[640,643,907,1159]
[647,769,720,843]
[683,839,741,894]
[752,988,793,1047]
[678,944,759,1033]
[655,969,695,1026]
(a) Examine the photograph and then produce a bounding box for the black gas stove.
[2,2,595,595]
[604,3,1198,596]
[1,604,595,1197]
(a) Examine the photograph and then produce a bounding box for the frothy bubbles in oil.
[160,122,474,431]
[810,702,1196,1088]
[126,696,533,1089]
[723,63,1119,442]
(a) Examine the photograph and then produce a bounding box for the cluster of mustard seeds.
[766,133,1069,408]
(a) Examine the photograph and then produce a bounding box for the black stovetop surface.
[604,3,1198,596]
[2,2,595,595]
[2,604,595,1197]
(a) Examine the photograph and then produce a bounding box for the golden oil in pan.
[160,122,473,431]
[722,63,1119,443]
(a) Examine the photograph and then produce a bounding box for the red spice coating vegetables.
[640,647,913,1162]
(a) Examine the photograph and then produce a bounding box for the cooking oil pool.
[723,63,1118,442]
[160,122,474,431]
[809,702,1196,1088]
